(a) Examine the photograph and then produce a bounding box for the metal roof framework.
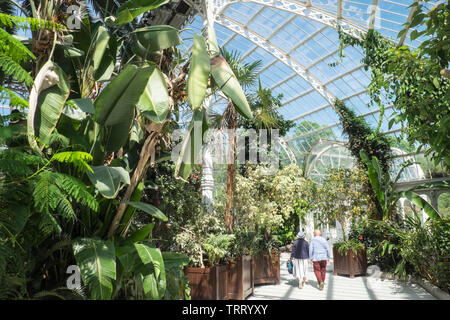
[180,0,440,163]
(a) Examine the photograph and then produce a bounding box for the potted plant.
[230,164,308,285]
[183,233,234,300]
[318,168,370,277]
[251,232,281,285]
[226,227,256,299]
[333,238,368,278]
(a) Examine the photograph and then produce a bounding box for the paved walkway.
[247,252,436,300]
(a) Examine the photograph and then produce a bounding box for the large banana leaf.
[116,0,169,25]
[118,181,144,236]
[92,26,110,76]
[127,223,155,243]
[174,108,207,180]
[124,201,167,221]
[87,166,130,198]
[188,34,210,110]
[360,150,384,207]
[210,55,252,119]
[134,244,166,299]
[27,61,70,151]
[92,26,116,82]
[207,24,220,57]
[161,252,189,271]
[104,117,134,152]
[401,191,441,220]
[72,238,116,300]
[94,64,152,126]
[131,25,180,58]
[136,63,169,123]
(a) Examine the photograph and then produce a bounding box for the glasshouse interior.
[0,0,449,301]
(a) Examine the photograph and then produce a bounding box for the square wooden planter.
[184,265,228,300]
[333,246,368,278]
[227,255,254,300]
[252,249,280,285]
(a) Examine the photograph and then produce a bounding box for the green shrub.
[334,239,365,256]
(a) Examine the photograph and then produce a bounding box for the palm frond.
[220,48,262,89]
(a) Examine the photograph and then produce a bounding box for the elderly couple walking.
[290,229,331,290]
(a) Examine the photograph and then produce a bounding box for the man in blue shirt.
[309,229,331,290]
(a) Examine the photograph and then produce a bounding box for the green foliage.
[231,164,306,252]
[334,239,365,256]
[360,150,441,221]
[291,120,334,152]
[73,238,117,300]
[52,151,93,173]
[338,29,450,168]
[239,83,294,137]
[0,13,66,31]
[401,1,450,69]
[0,86,28,109]
[187,34,210,110]
[33,171,99,233]
[355,216,450,293]
[335,99,392,173]
[317,167,370,240]
[201,234,235,266]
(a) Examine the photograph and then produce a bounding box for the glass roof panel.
[203,0,443,178]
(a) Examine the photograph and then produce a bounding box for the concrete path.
[247,252,436,300]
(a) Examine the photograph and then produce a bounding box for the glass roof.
[180,0,442,163]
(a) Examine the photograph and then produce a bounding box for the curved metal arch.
[279,136,297,164]
[215,15,337,105]
[304,139,349,177]
[208,0,367,38]
[200,0,373,120]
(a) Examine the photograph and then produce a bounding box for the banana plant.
[360,150,441,221]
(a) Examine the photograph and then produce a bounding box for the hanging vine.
[336,28,450,168]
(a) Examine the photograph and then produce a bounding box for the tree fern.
[52,173,99,212]
[0,27,35,61]
[0,52,33,85]
[32,171,99,234]
[0,86,28,110]
[52,151,94,173]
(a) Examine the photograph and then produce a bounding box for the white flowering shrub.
[232,164,307,245]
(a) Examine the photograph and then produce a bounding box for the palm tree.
[207,48,262,232]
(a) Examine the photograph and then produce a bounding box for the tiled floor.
[247,252,436,300]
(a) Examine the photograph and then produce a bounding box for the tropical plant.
[360,150,442,221]
[334,99,392,220]
[206,48,261,232]
[338,28,450,168]
[364,215,450,293]
[334,239,365,256]
[316,167,370,241]
[230,163,306,253]
[201,233,235,267]
[0,0,255,300]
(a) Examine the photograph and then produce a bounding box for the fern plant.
[0,26,35,85]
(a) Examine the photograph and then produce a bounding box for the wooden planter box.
[252,249,280,285]
[184,265,228,300]
[333,246,368,278]
[227,255,254,300]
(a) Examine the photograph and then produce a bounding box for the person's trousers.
[292,258,308,280]
[313,260,327,283]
